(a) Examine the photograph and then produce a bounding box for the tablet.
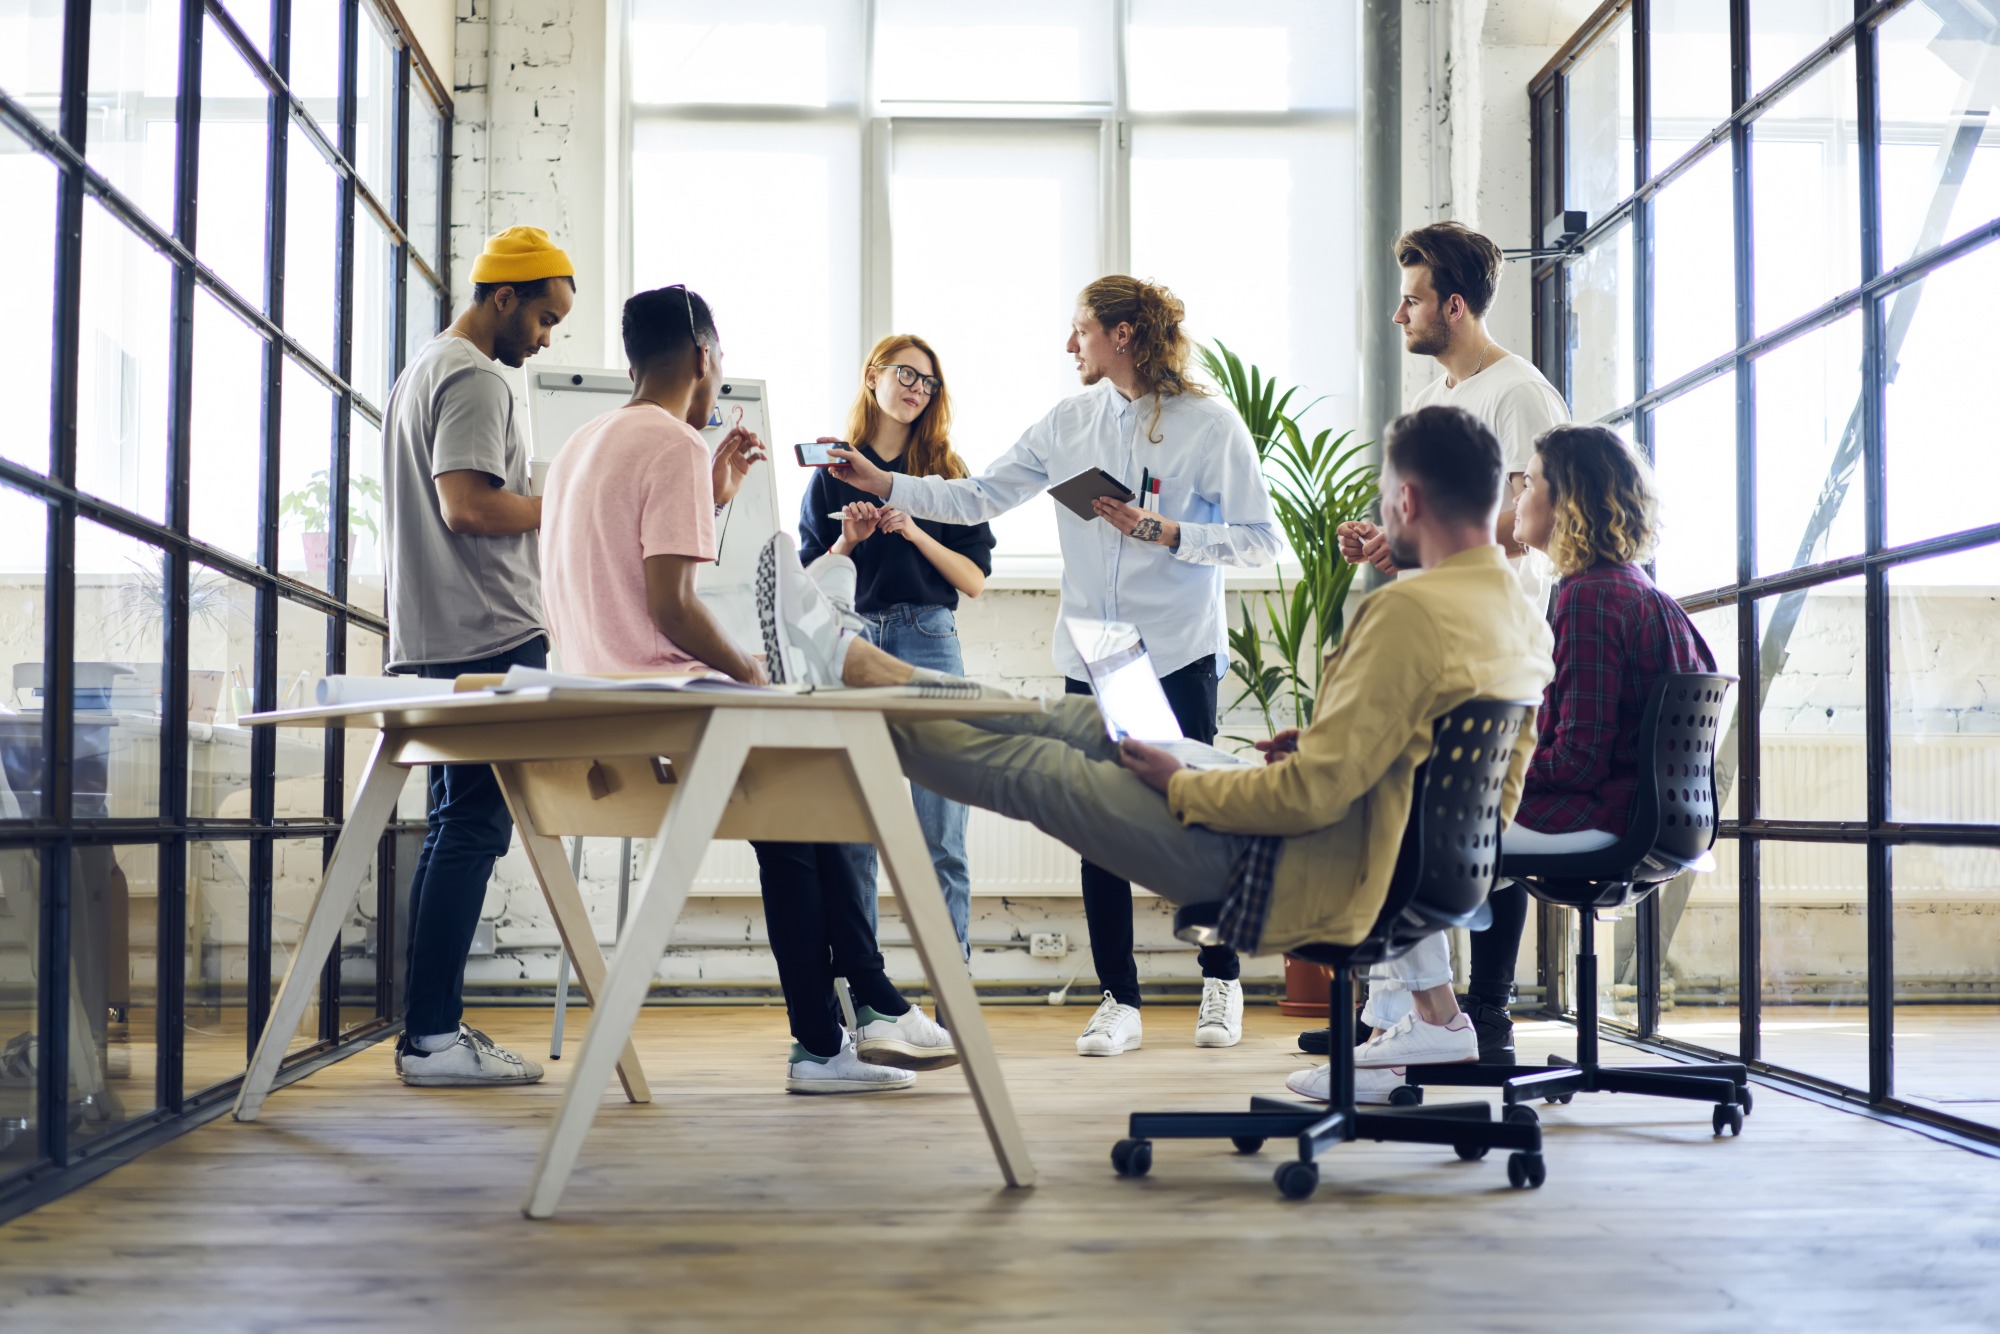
[1049,468,1136,521]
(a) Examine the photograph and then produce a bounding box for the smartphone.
[795,442,845,467]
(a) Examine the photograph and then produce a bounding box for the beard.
[1382,514,1420,569]
[492,309,541,367]
[1402,319,1450,358]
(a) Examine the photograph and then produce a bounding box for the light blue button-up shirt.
[887,380,1280,680]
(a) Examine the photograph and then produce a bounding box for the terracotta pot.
[1278,954,1333,1017]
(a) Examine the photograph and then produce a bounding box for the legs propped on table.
[840,713,1038,1191]
[234,733,411,1122]
[494,764,652,1105]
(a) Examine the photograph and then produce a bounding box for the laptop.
[1064,618,1252,771]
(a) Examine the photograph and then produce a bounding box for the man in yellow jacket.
[757,405,1553,1075]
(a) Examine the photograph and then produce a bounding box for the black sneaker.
[1296,1006,1369,1055]
[1457,996,1516,1065]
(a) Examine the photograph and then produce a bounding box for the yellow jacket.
[1166,545,1555,954]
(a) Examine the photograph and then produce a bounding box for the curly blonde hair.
[1077,275,1210,442]
[1534,425,1660,576]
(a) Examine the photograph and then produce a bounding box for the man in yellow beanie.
[380,226,575,1088]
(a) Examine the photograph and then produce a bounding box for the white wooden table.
[230,685,1043,1217]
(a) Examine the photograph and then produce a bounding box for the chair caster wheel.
[1231,1136,1266,1155]
[1274,1160,1319,1200]
[1454,1142,1490,1161]
[1737,1085,1754,1115]
[1507,1152,1546,1189]
[1387,1084,1424,1107]
[1545,1092,1574,1106]
[1112,1138,1153,1177]
[1713,1103,1744,1137]
[1502,1103,1539,1127]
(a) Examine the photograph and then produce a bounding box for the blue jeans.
[402,635,548,1037]
[844,604,972,957]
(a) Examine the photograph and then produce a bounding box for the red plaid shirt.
[1516,562,1715,836]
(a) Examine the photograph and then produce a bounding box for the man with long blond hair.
[827,277,1279,1056]
[800,335,996,956]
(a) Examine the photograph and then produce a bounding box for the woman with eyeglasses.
[798,335,996,957]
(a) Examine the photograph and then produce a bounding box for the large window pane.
[0,0,65,129]
[272,598,330,817]
[1648,370,1737,597]
[407,93,445,278]
[1757,577,1865,822]
[1889,545,2000,826]
[353,4,397,206]
[72,522,169,820]
[187,563,258,819]
[1752,312,1864,577]
[190,290,268,563]
[891,120,1100,560]
[0,487,51,821]
[78,204,173,524]
[84,0,179,228]
[1649,0,1733,161]
[1750,0,1852,96]
[1884,239,2000,549]
[406,266,444,372]
[0,848,42,1173]
[1564,11,1635,223]
[289,0,339,108]
[1877,2,2000,268]
[1126,0,1352,112]
[348,411,386,616]
[285,120,340,372]
[1566,220,1635,422]
[1759,838,1868,1088]
[631,118,860,535]
[628,0,863,108]
[1750,48,1859,334]
[185,838,251,1093]
[277,356,335,591]
[877,0,1113,105]
[1651,142,1736,387]
[352,209,397,411]
[198,12,270,304]
[274,836,332,1053]
[67,842,161,1148]
[0,123,57,474]
[1892,844,2000,1131]
[1132,124,1356,431]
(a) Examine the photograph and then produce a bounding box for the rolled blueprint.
[314,675,458,707]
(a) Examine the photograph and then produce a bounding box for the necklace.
[1450,341,1497,389]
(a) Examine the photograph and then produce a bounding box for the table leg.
[839,715,1038,1189]
[234,733,409,1122]
[493,765,652,1104]
[521,713,752,1219]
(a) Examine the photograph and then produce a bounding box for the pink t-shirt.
[541,403,717,674]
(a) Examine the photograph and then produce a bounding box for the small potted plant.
[279,470,383,581]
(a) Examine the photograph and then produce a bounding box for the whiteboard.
[524,367,780,650]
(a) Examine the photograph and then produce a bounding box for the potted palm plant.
[279,470,383,581]
[1201,341,1379,1016]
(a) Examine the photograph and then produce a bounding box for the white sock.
[412,1029,459,1053]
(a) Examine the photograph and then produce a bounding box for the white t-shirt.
[1409,353,1571,612]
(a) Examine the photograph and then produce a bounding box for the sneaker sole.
[755,539,790,684]
[1076,1038,1142,1057]
[1354,1046,1478,1069]
[856,1040,961,1072]
[399,1071,543,1087]
[784,1077,915,1094]
[1193,1028,1243,1048]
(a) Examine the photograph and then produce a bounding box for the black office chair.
[1111,698,1546,1200]
[1404,672,1752,1135]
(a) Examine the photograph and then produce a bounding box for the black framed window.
[0,0,450,1211]
[1532,0,2000,1146]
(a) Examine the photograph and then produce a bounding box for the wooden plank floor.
[2,1003,1997,1332]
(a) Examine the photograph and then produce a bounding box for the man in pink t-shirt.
[538,284,956,1094]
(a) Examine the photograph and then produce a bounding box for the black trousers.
[1066,660,1241,1008]
[753,841,907,1057]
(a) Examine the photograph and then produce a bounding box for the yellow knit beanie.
[469,226,575,284]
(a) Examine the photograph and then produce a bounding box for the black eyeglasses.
[879,363,940,397]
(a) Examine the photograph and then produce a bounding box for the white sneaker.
[396,1024,544,1087]
[1353,1010,1479,1068]
[1075,992,1143,1057]
[1194,977,1244,1048]
[786,1031,917,1094]
[1285,1062,1411,1104]
[756,534,859,686]
[855,1005,960,1071]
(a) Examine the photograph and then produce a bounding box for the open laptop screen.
[1064,618,1185,744]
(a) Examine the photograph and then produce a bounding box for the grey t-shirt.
[383,334,545,670]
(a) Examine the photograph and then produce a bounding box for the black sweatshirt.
[796,444,997,613]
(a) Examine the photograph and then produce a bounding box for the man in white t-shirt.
[1322,221,1574,1079]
